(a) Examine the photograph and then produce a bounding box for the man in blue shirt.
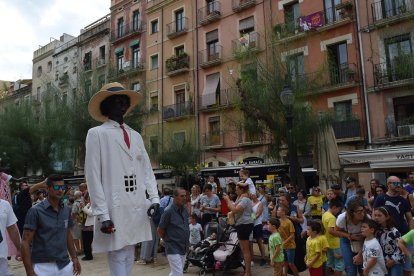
[158,188,190,276]
[21,174,81,276]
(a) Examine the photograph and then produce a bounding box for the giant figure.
[85,82,160,276]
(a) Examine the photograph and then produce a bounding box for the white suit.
[85,120,160,253]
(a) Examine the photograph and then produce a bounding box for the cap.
[331,184,341,190]
[345,176,356,183]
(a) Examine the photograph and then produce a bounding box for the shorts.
[71,223,82,239]
[253,224,263,239]
[283,248,295,264]
[273,261,283,276]
[327,248,345,272]
[308,266,323,276]
[235,223,254,241]
[403,244,413,272]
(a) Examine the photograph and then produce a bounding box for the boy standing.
[361,220,387,276]
[322,199,344,276]
[277,206,299,276]
[268,217,284,276]
[305,221,324,276]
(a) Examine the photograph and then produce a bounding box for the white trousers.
[167,254,185,276]
[33,261,73,276]
[107,245,135,276]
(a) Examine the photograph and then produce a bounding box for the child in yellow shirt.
[305,220,324,276]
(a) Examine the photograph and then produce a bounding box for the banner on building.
[299,11,324,31]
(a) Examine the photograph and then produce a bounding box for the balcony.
[199,45,223,68]
[108,59,144,80]
[166,17,188,39]
[201,131,224,148]
[111,21,144,42]
[232,0,256,12]
[238,130,265,146]
[370,0,414,28]
[162,102,194,120]
[198,1,222,25]
[333,119,361,140]
[374,55,414,90]
[95,57,106,68]
[274,5,353,43]
[232,32,261,58]
[166,53,190,76]
[199,88,238,111]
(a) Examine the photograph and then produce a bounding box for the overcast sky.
[0,0,109,81]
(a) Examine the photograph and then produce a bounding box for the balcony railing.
[201,131,224,147]
[95,57,106,67]
[109,59,144,79]
[327,62,359,86]
[374,55,414,88]
[232,0,257,12]
[199,88,239,110]
[333,119,361,139]
[371,0,414,23]
[166,17,188,39]
[232,32,260,57]
[111,21,144,41]
[162,102,193,120]
[198,1,222,25]
[166,54,190,76]
[199,45,223,68]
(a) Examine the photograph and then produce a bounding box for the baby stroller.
[184,221,224,275]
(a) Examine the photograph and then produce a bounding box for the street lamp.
[280,85,298,188]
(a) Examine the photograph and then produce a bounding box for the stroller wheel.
[199,269,206,276]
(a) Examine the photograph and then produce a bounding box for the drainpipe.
[194,0,200,159]
[355,0,372,146]
[161,6,165,163]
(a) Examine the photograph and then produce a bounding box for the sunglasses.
[52,184,67,191]
[390,181,403,187]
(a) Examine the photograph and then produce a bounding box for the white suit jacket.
[85,120,160,253]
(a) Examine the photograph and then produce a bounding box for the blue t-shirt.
[345,195,368,209]
[373,194,410,235]
[405,185,414,194]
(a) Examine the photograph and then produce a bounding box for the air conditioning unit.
[398,125,414,137]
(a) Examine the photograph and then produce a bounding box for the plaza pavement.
[9,252,311,276]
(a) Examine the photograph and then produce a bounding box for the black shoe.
[81,256,93,261]
[260,259,267,266]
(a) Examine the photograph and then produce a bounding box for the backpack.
[152,196,171,225]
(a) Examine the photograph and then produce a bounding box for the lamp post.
[280,85,298,187]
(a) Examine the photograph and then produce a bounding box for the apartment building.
[145,0,197,168]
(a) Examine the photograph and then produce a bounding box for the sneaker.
[260,259,267,266]
[136,260,147,265]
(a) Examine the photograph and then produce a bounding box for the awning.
[114,47,124,54]
[339,145,414,171]
[130,39,140,47]
[202,73,220,106]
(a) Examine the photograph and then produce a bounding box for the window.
[385,34,412,81]
[385,34,412,62]
[99,45,106,64]
[173,132,186,148]
[327,42,348,84]
[175,45,185,56]
[117,52,124,72]
[324,0,341,23]
[151,19,159,34]
[284,1,300,33]
[393,96,414,124]
[46,82,51,92]
[150,95,158,112]
[150,136,158,155]
[175,9,185,32]
[239,16,256,49]
[83,51,92,70]
[37,66,42,77]
[203,73,220,106]
[132,10,140,31]
[117,17,124,38]
[208,116,221,145]
[207,0,219,14]
[334,100,352,121]
[64,56,68,63]
[382,0,408,18]
[151,54,159,69]
[132,82,141,91]
[47,61,52,72]
[206,29,219,61]
[239,16,255,34]
[36,87,41,101]
[287,53,305,82]
[132,46,141,69]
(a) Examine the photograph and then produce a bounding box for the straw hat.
[88,82,142,122]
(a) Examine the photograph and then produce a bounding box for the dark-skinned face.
[105,95,131,121]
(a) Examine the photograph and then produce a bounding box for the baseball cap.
[331,184,341,190]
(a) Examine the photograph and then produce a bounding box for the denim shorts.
[284,248,295,264]
[327,248,345,272]
[403,244,413,272]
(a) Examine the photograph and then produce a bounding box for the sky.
[0,0,110,81]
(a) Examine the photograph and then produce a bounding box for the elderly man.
[85,82,160,276]
[374,175,414,276]
[157,188,190,276]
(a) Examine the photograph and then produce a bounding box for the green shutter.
[130,39,140,47]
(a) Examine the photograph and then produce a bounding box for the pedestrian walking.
[268,217,284,276]
[81,200,94,261]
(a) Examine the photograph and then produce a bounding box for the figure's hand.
[100,220,116,234]
[147,203,160,217]
[72,257,81,275]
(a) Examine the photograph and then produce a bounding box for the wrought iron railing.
[201,131,224,147]
[371,0,414,22]
[333,119,361,139]
[166,54,190,74]
[199,88,239,109]
[232,32,260,55]
[162,102,193,120]
[198,1,222,25]
[232,0,257,12]
[199,45,223,67]
[111,21,144,41]
[166,17,188,38]
[374,55,414,86]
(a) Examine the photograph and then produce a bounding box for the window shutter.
[206,29,219,43]
[239,16,255,31]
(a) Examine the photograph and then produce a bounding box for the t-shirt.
[245,178,256,195]
[200,194,221,215]
[373,194,410,234]
[234,197,253,225]
[402,229,414,245]
[405,184,414,194]
[189,223,203,245]
[306,236,323,268]
[258,194,269,222]
[336,212,362,236]
[345,195,368,209]
[362,238,387,276]
[308,195,324,217]
[269,232,284,263]
[322,211,340,249]
[376,227,404,263]
[279,218,295,249]
[317,235,329,263]
[0,199,17,258]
